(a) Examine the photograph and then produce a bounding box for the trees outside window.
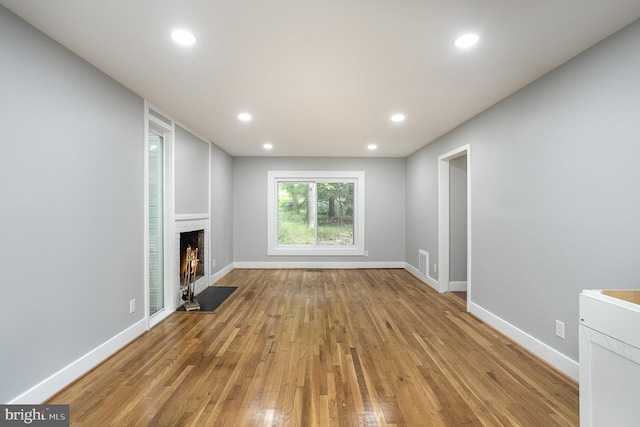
[268,171,364,256]
[278,181,354,246]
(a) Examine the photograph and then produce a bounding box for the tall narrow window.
[148,130,164,315]
[268,171,364,256]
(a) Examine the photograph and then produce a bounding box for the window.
[145,104,175,329]
[148,128,164,316]
[268,171,365,256]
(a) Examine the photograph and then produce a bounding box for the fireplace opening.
[179,229,205,286]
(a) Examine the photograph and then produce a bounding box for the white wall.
[406,19,640,371]
[0,6,145,403]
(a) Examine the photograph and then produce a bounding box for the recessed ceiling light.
[367,144,377,150]
[454,33,479,49]
[391,113,405,123]
[171,29,196,46]
[263,143,273,150]
[238,113,252,122]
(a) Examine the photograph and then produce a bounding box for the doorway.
[438,145,471,309]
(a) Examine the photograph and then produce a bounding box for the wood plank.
[48,269,578,426]
[601,289,640,305]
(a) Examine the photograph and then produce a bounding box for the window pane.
[278,182,315,245]
[148,130,164,315]
[268,171,364,256]
[317,182,354,245]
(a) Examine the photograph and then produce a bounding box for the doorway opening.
[438,145,471,309]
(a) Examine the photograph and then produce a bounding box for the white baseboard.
[9,318,147,404]
[233,261,405,269]
[403,264,577,380]
[468,302,579,381]
[449,281,468,292]
[210,263,234,284]
[405,263,440,292]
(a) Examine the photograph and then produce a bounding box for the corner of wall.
[405,263,440,292]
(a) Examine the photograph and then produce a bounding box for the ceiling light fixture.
[367,144,377,150]
[454,33,479,49]
[391,113,405,123]
[171,29,196,46]
[263,143,273,150]
[238,113,252,122]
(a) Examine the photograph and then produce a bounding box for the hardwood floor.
[48,269,579,426]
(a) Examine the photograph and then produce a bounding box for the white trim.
[145,101,176,331]
[449,281,468,292]
[469,301,579,381]
[148,307,173,329]
[210,262,235,283]
[208,142,213,272]
[267,171,365,256]
[233,261,404,269]
[405,263,440,291]
[165,120,176,324]
[438,154,450,293]
[143,101,151,332]
[438,145,471,303]
[579,324,593,425]
[176,213,210,221]
[9,319,147,404]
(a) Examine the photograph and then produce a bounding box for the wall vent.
[418,250,428,277]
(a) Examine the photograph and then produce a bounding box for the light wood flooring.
[48,269,579,426]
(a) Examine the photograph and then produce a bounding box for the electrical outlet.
[130,299,136,314]
[212,258,216,268]
[555,320,565,339]
[364,250,369,257]
[434,264,437,273]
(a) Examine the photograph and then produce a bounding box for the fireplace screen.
[179,229,205,286]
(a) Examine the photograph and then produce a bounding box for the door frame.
[438,144,471,307]
[144,102,176,329]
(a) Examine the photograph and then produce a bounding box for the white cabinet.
[579,290,640,427]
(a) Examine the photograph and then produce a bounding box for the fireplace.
[174,217,209,307]
[179,229,205,286]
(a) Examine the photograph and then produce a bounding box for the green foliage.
[278,220,314,245]
[278,182,310,218]
[317,182,354,226]
[277,180,355,245]
[278,220,354,246]
[317,225,354,245]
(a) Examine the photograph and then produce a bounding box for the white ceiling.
[2,1,639,157]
